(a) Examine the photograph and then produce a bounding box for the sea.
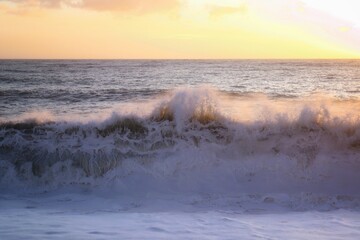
[0,60,360,239]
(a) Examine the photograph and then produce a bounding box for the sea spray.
[0,87,359,196]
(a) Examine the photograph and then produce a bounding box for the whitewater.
[0,60,359,239]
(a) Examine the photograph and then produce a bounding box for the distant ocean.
[1,60,360,239]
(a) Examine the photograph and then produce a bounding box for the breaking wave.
[1,87,360,197]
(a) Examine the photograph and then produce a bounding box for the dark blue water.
[1,60,359,119]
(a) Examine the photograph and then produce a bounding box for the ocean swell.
[0,87,360,195]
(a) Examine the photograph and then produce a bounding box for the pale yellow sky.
[0,0,360,59]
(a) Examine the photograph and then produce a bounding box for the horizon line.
[0,58,359,61]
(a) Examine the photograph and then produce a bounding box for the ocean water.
[0,60,360,239]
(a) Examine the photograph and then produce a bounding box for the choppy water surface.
[0,60,359,239]
[1,60,359,118]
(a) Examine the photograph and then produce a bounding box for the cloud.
[0,0,179,13]
[2,0,63,8]
[80,0,178,12]
[208,4,247,18]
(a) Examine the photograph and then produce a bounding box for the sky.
[0,0,360,59]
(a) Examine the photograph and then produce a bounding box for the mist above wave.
[0,87,359,199]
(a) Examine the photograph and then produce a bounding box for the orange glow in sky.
[0,0,359,59]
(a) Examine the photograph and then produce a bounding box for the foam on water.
[1,87,359,204]
[1,86,360,240]
[2,60,360,239]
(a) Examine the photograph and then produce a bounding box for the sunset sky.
[1,0,360,59]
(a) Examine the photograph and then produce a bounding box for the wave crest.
[151,87,220,128]
[0,87,360,194]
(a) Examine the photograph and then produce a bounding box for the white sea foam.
[1,87,360,239]
[0,87,359,200]
[2,60,360,239]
